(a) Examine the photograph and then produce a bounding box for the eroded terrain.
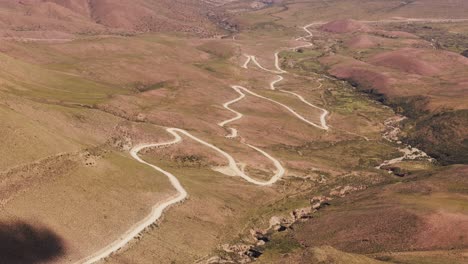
[0,1,467,264]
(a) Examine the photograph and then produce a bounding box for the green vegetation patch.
[398,192,468,214]
[0,53,123,105]
[384,23,468,53]
[280,49,325,73]
[330,88,379,115]
[133,81,171,92]
[262,231,301,255]
[197,41,235,59]
[404,110,468,165]
[193,58,233,77]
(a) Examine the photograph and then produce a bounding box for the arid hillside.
[229,1,468,263]
[311,18,468,164]
[0,0,240,37]
[0,0,467,264]
[259,165,468,264]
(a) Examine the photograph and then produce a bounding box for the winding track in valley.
[77,22,326,264]
[223,84,328,130]
[78,131,188,264]
[237,23,330,130]
[77,127,284,264]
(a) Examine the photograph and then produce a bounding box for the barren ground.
[0,0,466,264]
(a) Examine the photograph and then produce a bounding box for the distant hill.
[0,0,235,37]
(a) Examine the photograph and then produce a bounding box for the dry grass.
[1,0,466,262]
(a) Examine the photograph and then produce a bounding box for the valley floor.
[0,1,467,264]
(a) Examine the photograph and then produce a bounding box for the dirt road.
[77,21,326,264]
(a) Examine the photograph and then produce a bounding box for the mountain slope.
[0,0,226,36]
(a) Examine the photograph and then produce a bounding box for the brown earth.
[291,165,468,258]
[267,246,385,264]
[368,48,468,77]
[320,19,371,34]
[317,19,468,164]
[345,34,388,49]
[0,0,233,37]
[0,0,467,262]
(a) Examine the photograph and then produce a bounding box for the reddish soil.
[320,37,468,164]
[368,48,468,76]
[372,30,419,39]
[320,55,395,95]
[296,201,423,253]
[345,35,382,49]
[0,0,224,36]
[320,19,370,34]
[416,212,468,249]
[322,44,468,112]
[294,166,468,254]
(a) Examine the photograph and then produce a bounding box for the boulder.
[462,49,468,58]
[221,244,252,254]
[249,229,269,242]
[312,202,322,210]
[245,248,262,258]
[310,195,330,204]
[330,185,366,197]
[291,207,312,221]
[269,216,282,229]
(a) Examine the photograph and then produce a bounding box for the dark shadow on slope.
[0,221,65,264]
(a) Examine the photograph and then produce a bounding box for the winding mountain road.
[218,86,246,138]
[224,84,328,130]
[77,126,284,264]
[77,21,326,264]
[240,31,330,130]
[78,131,187,264]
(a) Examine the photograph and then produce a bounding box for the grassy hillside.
[0,0,225,36]
[257,165,468,263]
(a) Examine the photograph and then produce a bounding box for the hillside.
[314,19,468,165]
[0,0,467,264]
[0,0,235,37]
